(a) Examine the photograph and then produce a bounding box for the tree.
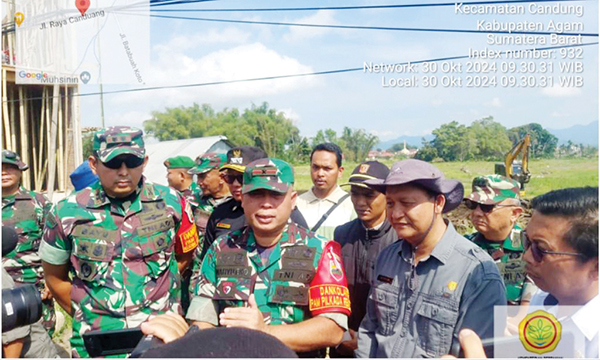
[508,123,558,158]
[469,117,512,160]
[143,102,302,159]
[431,121,475,161]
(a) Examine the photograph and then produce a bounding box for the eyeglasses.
[102,156,144,169]
[221,173,243,185]
[464,199,515,213]
[521,231,583,262]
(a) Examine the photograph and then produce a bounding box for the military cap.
[188,153,227,175]
[242,158,294,194]
[465,175,520,205]
[163,156,194,169]
[93,126,145,163]
[220,146,268,173]
[2,149,28,171]
[342,161,389,190]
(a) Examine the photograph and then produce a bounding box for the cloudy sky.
[77,0,599,142]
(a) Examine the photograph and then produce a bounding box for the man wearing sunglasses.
[464,175,538,308]
[187,158,351,355]
[39,126,200,357]
[2,150,56,337]
[523,187,598,357]
[356,160,506,358]
[199,146,307,262]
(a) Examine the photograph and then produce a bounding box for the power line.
[4,42,597,104]
[114,11,598,37]
[147,0,591,12]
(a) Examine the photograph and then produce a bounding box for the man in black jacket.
[332,161,397,357]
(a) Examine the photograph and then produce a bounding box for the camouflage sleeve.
[186,242,219,324]
[174,195,199,254]
[38,205,71,265]
[39,193,53,220]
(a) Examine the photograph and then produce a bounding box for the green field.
[293,158,599,199]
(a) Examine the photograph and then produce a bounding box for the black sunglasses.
[521,231,583,262]
[464,199,514,213]
[221,173,243,185]
[102,156,144,169]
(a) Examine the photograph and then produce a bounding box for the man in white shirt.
[296,143,356,239]
[523,187,598,358]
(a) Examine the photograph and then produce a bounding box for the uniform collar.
[398,220,459,265]
[473,224,523,251]
[238,222,306,272]
[87,177,159,209]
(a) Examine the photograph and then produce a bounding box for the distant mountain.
[377,134,434,151]
[548,121,598,147]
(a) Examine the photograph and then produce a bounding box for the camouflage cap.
[164,155,194,169]
[93,126,145,163]
[221,146,268,173]
[2,149,28,171]
[465,175,520,205]
[242,158,294,194]
[188,153,227,175]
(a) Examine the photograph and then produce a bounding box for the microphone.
[2,226,19,257]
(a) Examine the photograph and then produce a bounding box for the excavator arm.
[496,134,531,191]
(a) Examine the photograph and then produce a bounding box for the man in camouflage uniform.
[2,149,56,335]
[39,126,199,358]
[182,153,230,312]
[465,175,537,307]
[187,153,230,238]
[187,158,351,354]
[164,155,199,196]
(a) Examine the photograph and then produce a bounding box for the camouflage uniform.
[2,150,56,334]
[39,127,199,357]
[465,175,537,305]
[187,159,351,338]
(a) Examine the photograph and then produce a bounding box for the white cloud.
[551,111,570,117]
[369,129,399,141]
[112,42,321,108]
[279,108,301,125]
[484,97,502,107]
[542,85,582,97]
[284,10,339,41]
[106,110,152,128]
[153,27,251,52]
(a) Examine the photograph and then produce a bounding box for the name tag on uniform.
[216,222,231,229]
[271,285,309,305]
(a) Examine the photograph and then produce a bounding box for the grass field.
[294,157,599,199]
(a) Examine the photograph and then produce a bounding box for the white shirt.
[296,185,356,240]
[530,290,599,358]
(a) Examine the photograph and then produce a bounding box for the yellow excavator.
[495,134,531,196]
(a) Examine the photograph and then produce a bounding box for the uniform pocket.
[416,300,459,357]
[139,232,173,279]
[370,284,400,336]
[72,238,116,285]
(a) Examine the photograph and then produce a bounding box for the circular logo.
[519,310,562,354]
